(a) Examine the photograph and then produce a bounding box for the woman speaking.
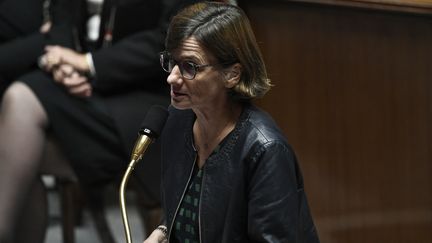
[145,1,320,242]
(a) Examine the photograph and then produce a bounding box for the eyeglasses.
[159,51,214,80]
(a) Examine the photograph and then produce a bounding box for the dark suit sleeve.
[45,0,79,48]
[91,0,200,92]
[247,142,320,243]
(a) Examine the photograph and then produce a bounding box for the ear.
[224,63,242,88]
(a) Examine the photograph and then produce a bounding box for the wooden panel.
[241,1,432,242]
[296,0,432,14]
[266,0,432,15]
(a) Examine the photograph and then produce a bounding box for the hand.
[52,64,92,98]
[42,45,90,73]
[40,21,52,33]
[39,50,62,72]
[52,64,75,82]
[143,228,168,243]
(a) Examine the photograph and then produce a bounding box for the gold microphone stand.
[119,134,152,243]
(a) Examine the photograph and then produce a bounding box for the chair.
[39,136,163,243]
[39,137,83,243]
[37,92,168,243]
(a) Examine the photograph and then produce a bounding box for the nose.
[166,65,183,85]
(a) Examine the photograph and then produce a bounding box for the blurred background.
[238,0,432,242]
[42,177,147,243]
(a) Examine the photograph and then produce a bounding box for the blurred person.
[0,0,203,242]
[0,0,44,42]
[0,0,75,94]
[144,2,320,243]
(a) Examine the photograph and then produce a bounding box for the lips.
[171,89,187,98]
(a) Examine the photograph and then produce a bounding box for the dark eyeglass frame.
[159,51,216,80]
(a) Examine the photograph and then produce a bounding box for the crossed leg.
[0,82,48,242]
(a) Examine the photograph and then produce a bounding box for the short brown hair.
[165,1,271,100]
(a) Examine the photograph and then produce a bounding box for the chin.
[171,101,191,110]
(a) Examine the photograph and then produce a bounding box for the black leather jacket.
[161,104,320,243]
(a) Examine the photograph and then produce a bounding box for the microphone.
[130,105,169,162]
[120,105,168,243]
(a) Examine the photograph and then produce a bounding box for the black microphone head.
[139,105,169,138]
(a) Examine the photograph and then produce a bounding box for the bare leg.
[0,82,48,241]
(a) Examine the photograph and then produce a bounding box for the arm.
[247,142,311,242]
[41,0,197,92]
[38,46,92,98]
[44,0,80,47]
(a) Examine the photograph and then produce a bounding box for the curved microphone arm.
[119,135,152,243]
[119,159,137,243]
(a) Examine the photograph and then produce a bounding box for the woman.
[144,2,319,243]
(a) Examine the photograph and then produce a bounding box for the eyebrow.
[176,53,199,59]
[175,54,206,64]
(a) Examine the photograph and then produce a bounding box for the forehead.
[172,37,215,62]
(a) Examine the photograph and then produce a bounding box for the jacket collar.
[182,103,252,166]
